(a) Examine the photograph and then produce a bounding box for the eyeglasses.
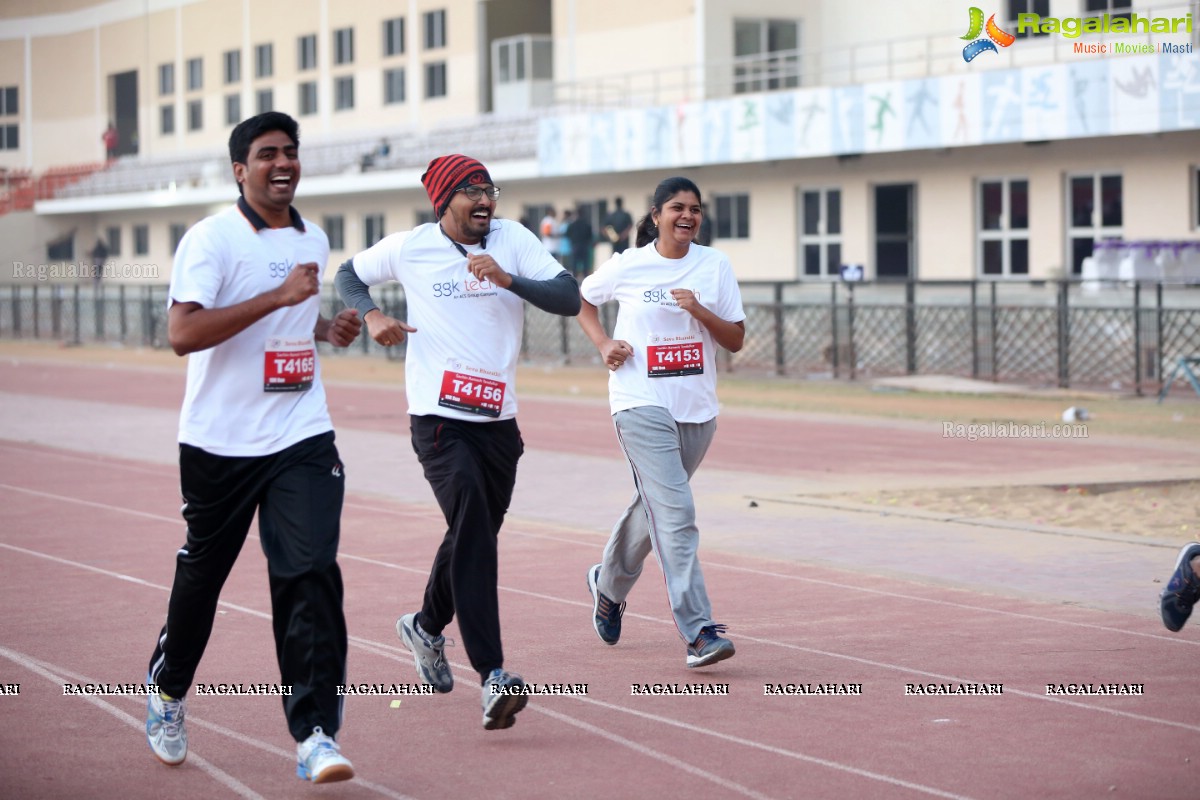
[456,185,500,202]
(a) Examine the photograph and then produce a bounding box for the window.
[496,39,526,84]
[223,49,241,84]
[334,27,354,65]
[158,63,174,96]
[364,214,386,248]
[323,215,345,251]
[424,10,446,49]
[1008,0,1050,38]
[225,93,241,126]
[977,179,1029,277]
[714,193,750,239]
[1085,0,1132,20]
[383,17,405,56]
[733,19,799,93]
[425,62,447,98]
[415,210,436,227]
[160,104,175,134]
[298,34,317,70]
[255,43,274,79]
[384,68,406,104]
[0,95,14,149]
[170,223,188,254]
[299,82,318,115]
[1067,173,1122,274]
[187,99,202,131]
[334,76,354,111]
[256,88,273,114]
[105,226,121,256]
[186,57,203,91]
[133,224,149,256]
[800,188,842,277]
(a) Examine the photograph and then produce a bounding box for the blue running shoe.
[1161,542,1200,632]
[686,624,735,668]
[587,564,625,645]
[398,612,453,693]
[482,669,528,730]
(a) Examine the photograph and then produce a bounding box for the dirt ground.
[3,340,1198,540]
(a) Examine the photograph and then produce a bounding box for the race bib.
[647,334,704,378]
[438,361,506,417]
[264,337,315,392]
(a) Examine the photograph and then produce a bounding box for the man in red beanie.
[336,154,579,730]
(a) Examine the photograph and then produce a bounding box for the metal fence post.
[773,282,785,376]
[142,284,153,346]
[905,279,916,374]
[560,315,570,363]
[1156,282,1164,395]
[52,286,62,337]
[10,285,19,338]
[32,285,39,338]
[95,287,105,341]
[970,280,979,379]
[119,284,128,341]
[847,281,857,381]
[989,282,998,382]
[72,284,81,345]
[1133,282,1142,397]
[830,282,840,378]
[1056,280,1069,388]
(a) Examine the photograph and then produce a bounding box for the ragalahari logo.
[961,7,1016,62]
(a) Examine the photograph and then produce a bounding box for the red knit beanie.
[421,154,493,218]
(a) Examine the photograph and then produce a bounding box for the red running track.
[0,357,1197,799]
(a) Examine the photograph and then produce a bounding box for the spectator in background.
[566,207,594,279]
[540,207,560,263]
[559,209,574,270]
[102,122,119,161]
[90,237,109,289]
[603,197,634,255]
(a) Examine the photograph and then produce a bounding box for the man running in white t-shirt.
[145,111,361,784]
[336,154,580,731]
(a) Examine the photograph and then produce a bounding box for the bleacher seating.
[50,112,542,202]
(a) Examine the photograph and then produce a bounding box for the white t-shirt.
[351,218,564,421]
[581,241,745,423]
[170,200,332,456]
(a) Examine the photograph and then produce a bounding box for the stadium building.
[0,0,1197,284]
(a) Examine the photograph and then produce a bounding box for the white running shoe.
[145,686,187,766]
[296,726,354,783]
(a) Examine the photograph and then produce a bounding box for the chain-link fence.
[2,280,1199,394]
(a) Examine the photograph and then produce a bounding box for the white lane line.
[3,483,1198,738]
[5,452,1189,649]
[0,545,789,799]
[14,650,418,800]
[557,695,978,800]
[0,645,267,800]
[531,705,776,800]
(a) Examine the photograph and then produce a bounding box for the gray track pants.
[596,404,717,643]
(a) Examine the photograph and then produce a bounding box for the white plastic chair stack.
[1117,241,1159,283]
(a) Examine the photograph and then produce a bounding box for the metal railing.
[2,280,1198,395]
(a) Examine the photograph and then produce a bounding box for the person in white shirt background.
[576,176,746,669]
